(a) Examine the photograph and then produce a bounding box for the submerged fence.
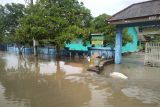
[89,47,115,59]
[144,42,160,67]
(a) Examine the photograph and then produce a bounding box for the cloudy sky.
[0,0,149,17]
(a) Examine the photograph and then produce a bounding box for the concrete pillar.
[115,27,123,64]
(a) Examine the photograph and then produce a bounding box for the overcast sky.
[0,0,149,17]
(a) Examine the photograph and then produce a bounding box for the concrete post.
[115,27,123,64]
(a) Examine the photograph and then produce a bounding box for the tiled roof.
[108,0,160,22]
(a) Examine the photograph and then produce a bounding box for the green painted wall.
[122,27,139,53]
[65,39,90,51]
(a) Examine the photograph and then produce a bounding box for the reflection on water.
[0,53,90,107]
[0,52,160,107]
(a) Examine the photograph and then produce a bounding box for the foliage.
[93,13,132,46]
[122,28,132,46]
[0,5,5,42]
[0,3,25,43]
[15,0,92,50]
[0,1,133,52]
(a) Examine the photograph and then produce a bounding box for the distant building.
[89,33,114,58]
[91,33,104,47]
[65,28,140,58]
[65,38,90,56]
[138,26,160,42]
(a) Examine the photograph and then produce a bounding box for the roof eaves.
[108,14,160,25]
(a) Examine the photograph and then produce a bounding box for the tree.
[93,13,132,46]
[0,3,25,54]
[0,5,5,42]
[0,3,25,43]
[16,0,92,56]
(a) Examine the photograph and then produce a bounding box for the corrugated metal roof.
[108,0,160,22]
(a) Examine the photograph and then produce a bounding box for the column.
[115,27,123,64]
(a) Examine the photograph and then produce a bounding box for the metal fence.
[89,48,115,59]
[7,46,66,56]
[144,42,160,67]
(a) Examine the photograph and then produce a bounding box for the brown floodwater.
[0,52,160,107]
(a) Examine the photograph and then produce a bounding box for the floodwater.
[0,52,160,107]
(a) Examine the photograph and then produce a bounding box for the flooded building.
[108,0,160,64]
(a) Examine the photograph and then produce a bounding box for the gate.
[144,42,160,67]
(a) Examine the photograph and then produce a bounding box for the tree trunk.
[18,48,23,56]
[33,44,37,56]
[56,45,60,59]
[33,39,38,56]
[17,43,24,56]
